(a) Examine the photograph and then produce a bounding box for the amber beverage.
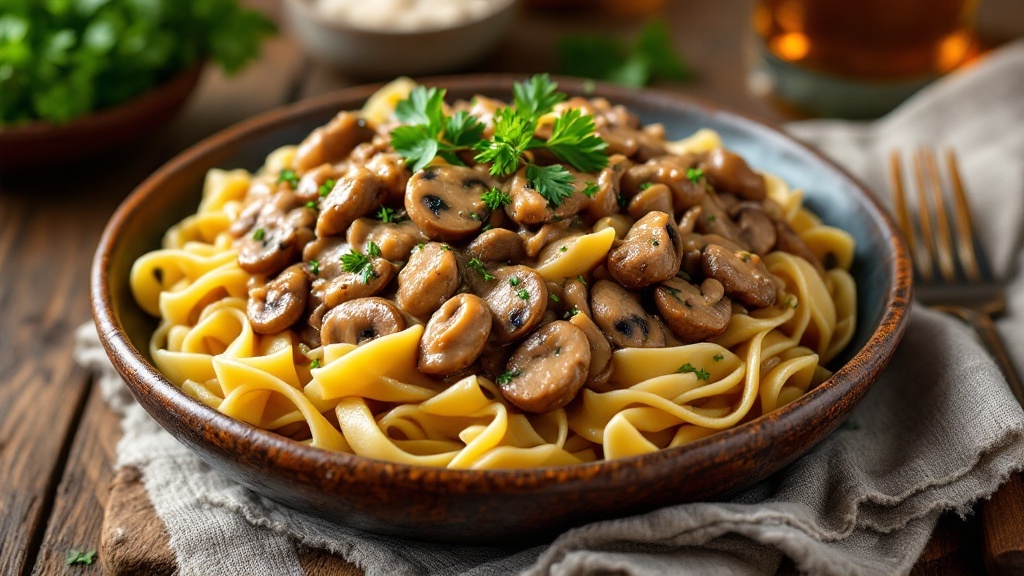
[750,0,980,118]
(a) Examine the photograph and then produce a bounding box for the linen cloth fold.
[75,39,1024,576]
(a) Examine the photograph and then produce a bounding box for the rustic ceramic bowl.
[92,75,912,544]
[0,65,202,170]
[281,0,518,78]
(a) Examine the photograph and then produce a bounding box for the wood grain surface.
[2,0,1023,574]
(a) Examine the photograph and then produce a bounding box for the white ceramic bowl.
[282,0,518,78]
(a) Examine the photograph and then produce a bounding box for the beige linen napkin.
[76,39,1024,576]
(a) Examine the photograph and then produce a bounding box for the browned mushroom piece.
[590,280,666,348]
[694,193,745,246]
[700,147,767,201]
[519,223,570,259]
[680,232,743,279]
[418,294,493,375]
[620,155,705,212]
[731,202,778,255]
[247,264,310,335]
[654,276,732,343]
[561,277,591,319]
[568,312,613,389]
[505,165,589,225]
[678,206,702,234]
[365,152,411,204]
[499,321,591,413]
[466,228,526,264]
[395,242,460,318]
[237,198,317,276]
[346,216,428,262]
[585,154,628,220]
[320,297,406,346]
[479,265,548,344]
[321,257,397,308]
[607,211,684,289]
[317,167,386,237]
[774,220,825,273]
[404,166,492,241]
[702,244,777,308]
[627,182,674,220]
[296,163,344,203]
[293,111,375,172]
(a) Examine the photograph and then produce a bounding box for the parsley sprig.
[66,549,97,566]
[389,74,608,209]
[340,242,382,284]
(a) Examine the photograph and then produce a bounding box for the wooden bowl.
[91,75,912,544]
[0,65,202,170]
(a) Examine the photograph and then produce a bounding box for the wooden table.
[2,1,1022,574]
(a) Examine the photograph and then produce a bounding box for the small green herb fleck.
[309,260,320,276]
[550,293,560,302]
[676,362,711,381]
[66,549,97,566]
[340,248,376,284]
[482,187,512,210]
[564,305,581,318]
[582,181,599,198]
[517,288,530,300]
[277,168,300,187]
[318,178,336,197]
[554,346,562,355]
[652,238,660,246]
[706,214,716,223]
[638,182,653,191]
[367,241,382,258]
[786,297,798,309]
[576,275,587,286]
[252,227,265,241]
[616,193,629,209]
[377,206,401,223]
[309,358,321,369]
[686,167,704,183]
[440,244,451,251]
[481,224,493,232]
[560,245,568,252]
[509,277,521,287]
[466,258,495,281]
[496,370,522,385]
[712,354,724,362]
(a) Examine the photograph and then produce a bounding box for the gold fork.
[890,148,1024,572]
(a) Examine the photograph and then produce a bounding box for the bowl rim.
[91,73,913,493]
[282,0,519,36]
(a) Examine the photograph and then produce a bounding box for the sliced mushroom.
[317,166,386,237]
[568,312,613,389]
[561,276,591,319]
[654,276,732,343]
[701,147,766,201]
[695,193,745,246]
[346,216,428,262]
[405,165,492,241]
[321,297,406,346]
[590,280,666,348]
[395,242,460,318]
[237,197,316,276]
[586,154,629,220]
[296,163,344,203]
[702,244,777,308]
[466,228,526,264]
[627,183,674,220]
[479,265,548,344]
[500,321,591,413]
[607,211,684,289]
[505,165,588,225]
[247,264,310,335]
[365,152,411,205]
[732,202,777,255]
[293,111,375,172]
[620,155,706,212]
[321,257,397,308]
[418,294,493,375]
[774,220,825,274]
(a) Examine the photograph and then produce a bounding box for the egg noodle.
[130,79,856,468]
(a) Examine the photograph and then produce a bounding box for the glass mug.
[749,0,980,119]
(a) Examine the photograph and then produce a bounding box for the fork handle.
[950,308,1024,573]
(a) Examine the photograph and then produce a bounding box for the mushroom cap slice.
[654,277,732,343]
[590,280,666,348]
[396,242,460,319]
[607,211,684,289]
[404,165,492,242]
[418,294,493,375]
[466,228,527,264]
[320,297,406,346]
[247,264,310,335]
[732,203,777,255]
[479,265,548,344]
[500,321,591,413]
[316,166,386,237]
[701,147,766,201]
[321,258,397,309]
[701,244,778,308]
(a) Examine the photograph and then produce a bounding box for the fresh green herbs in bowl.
[0,0,275,126]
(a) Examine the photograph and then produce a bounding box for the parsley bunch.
[389,74,609,208]
[0,0,274,124]
[558,20,693,87]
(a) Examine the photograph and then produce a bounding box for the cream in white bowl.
[283,0,518,77]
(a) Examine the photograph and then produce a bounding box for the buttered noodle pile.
[131,76,856,469]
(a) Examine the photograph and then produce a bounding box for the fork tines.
[889,148,984,284]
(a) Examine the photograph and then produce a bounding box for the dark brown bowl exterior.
[0,65,201,170]
[91,75,913,543]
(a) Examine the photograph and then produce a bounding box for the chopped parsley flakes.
[676,362,711,381]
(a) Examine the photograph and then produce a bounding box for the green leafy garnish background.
[0,0,275,125]
[558,20,693,87]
